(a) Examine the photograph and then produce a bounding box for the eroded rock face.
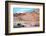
[13,12,39,27]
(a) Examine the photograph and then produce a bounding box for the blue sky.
[13,7,35,13]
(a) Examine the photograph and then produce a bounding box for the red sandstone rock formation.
[13,12,39,27]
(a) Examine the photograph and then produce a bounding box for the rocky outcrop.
[13,12,39,28]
